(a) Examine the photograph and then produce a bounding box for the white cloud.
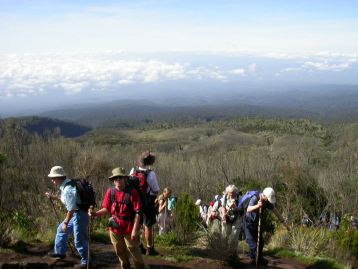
[0,53,234,98]
[230,68,246,76]
[303,61,350,72]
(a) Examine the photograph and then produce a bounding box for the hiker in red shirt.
[89,167,145,269]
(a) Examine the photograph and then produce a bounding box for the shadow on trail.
[305,260,340,269]
[147,265,188,269]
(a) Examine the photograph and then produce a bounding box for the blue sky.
[1,0,357,54]
[0,0,357,108]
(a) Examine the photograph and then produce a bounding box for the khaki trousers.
[109,231,145,269]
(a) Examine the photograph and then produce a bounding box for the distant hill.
[2,116,92,138]
[39,101,316,128]
[37,83,358,127]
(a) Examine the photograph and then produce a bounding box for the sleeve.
[130,189,143,214]
[249,195,258,207]
[64,186,78,212]
[102,188,113,212]
[147,171,160,193]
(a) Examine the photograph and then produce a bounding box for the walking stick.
[49,197,76,257]
[87,206,93,269]
[256,207,262,268]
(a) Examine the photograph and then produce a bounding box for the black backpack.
[65,179,96,211]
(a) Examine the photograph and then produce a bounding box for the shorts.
[143,195,157,227]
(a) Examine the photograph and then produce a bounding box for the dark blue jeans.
[244,220,263,260]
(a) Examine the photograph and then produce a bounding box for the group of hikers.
[196,184,289,266]
[45,151,163,269]
[44,150,322,268]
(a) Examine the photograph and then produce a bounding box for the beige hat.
[109,167,128,180]
[48,166,66,178]
[263,187,276,204]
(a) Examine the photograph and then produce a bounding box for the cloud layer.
[0,51,357,98]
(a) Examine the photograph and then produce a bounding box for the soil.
[0,241,309,269]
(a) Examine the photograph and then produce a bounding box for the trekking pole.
[256,207,262,268]
[49,197,76,257]
[87,206,93,269]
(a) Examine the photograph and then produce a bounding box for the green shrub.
[155,231,180,247]
[172,192,200,244]
[334,217,358,268]
[289,227,330,256]
[11,211,35,240]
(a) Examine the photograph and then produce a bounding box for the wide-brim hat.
[108,167,129,180]
[137,151,156,166]
[48,166,66,178]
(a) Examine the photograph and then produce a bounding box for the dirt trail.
[0,241,308,269]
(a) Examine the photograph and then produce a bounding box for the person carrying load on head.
[88,167,145,269]
[45,166,89,269]
[242,187,289,266]
[130,151,160,256]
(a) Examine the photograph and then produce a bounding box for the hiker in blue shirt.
[244,187,288,266]
[45,166,89,269]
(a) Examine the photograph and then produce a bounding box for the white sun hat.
[263,187,276,204]
[195,199,202,206]
[48,166,66,178]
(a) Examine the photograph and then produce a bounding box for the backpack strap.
[110,187,133,212]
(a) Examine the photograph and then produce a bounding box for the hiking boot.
[139,243,146,254]
[48,251,66,259]
[146,246,158,256]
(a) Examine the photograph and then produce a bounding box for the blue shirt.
[246,194,274,223]
[60,178,79,211]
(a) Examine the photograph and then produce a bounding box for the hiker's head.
[262,187,276,204]
[137,151,156,167]
[195,199,202,206]
[108,167,128,188]
[163,187,172,198]
[225,184,238,198]
[48,166,66,185]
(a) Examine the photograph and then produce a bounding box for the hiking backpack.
[130,169,151,195]
[238,190,260,216]
[65,179,96,211]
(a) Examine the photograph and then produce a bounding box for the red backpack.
[130,169,151,195]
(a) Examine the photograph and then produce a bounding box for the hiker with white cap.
[45,166,89,269]
[243,187,288,266]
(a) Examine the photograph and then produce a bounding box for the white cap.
[48,166,66,178]
[214,195,219,201]
[195,199,202,206]
[263,187,276,204]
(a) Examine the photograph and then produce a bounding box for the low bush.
[172,192,200,244]
[155,231,181,247]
